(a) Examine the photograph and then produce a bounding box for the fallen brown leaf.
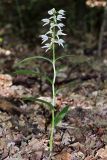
[96,146,107,158]
[84,155,96,160]
[55,151,71,160]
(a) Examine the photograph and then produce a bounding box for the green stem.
[49,23,56,154]
[49,109,55,153]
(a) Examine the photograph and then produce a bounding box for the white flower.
[42,43,50,48]
[57,23,65,29]
[58,9,65,15]
[57,15,65,21]
[40,8,66,52]
[42,18,50,26]
[42,43,52,52]
[50,23,65,29]
[55,39,65,47]
[56,30,66,38]
[48,8,55,15]
[40,35,48,43]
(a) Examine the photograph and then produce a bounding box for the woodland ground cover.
[0,0,107,159]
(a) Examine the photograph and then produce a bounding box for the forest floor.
[0,34,107,160]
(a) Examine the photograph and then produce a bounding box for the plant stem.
[49,109,55,153]
[49,23,56,153]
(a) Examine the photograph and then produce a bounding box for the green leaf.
[14,69,53,84]
[14,69,39,76]
[54,106,69,126]
[14,56,52,67]
[22,96,54,111]
[35,98,54,111]
[56,55,91,64]
[55,55,72,61]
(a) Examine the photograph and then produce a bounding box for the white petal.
[42,18,50,26]
[58,9,65,15]
[55,39,65,47]
[42,43,50,48]
[40,35,48,39]
[57,30,66,37]
[42,43,52,52]
[40,35,48,43]
[46,48,50,52]
[57,23,65,30]
[50,23,65,29]
[42,18,49,23]
[58,23,65,28]
[57,15,65,21]
[48,8,56,15]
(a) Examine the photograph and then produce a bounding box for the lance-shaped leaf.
[14,69,39,76]
[22,96,54,111]
[14,56,52,67]
[14,69,52,84]
[54,106,69,126]
[55,54,72,61]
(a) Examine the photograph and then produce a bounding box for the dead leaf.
[55,151,71,160]
[74,151,85,159]
[61,131,71,145]
[24,138,48,153]
[0,99,23,114]
[96,146,107,158]
[71,142,84,151]
[84,155,96,160]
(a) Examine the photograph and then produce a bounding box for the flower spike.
[39,8,67,154]
[40,8,66,52]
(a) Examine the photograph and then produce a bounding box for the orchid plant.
[40,8,68,154]
[15,8,68,156]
